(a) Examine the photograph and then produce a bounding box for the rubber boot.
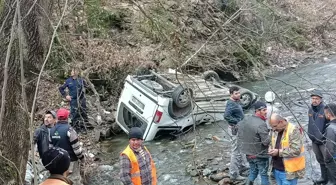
[326,162,336,185]
[314,165,329,185]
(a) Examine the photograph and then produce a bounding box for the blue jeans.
[273,169,298,185]
[247,158,269,185]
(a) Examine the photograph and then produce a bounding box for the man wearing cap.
[120,127,157,185]
[308,89,329,185]
[40,147,73,185]
[49,108,85,184]
[238,101,271,185]
[323,103,336,185]
[34,110,57,158]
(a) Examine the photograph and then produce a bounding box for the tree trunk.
[0,0,52,183]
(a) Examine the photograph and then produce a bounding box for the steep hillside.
[36,0,336,116]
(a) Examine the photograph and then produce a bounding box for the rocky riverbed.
[87,59,336,185]
[26,57,336,185]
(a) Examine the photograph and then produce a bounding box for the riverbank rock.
[218,178,231,185]
[86,165,122,185]
[210,172,229,182]
[186,164,200,177]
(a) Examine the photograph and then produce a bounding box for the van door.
[116,75,159,139]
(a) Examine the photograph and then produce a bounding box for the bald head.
[269,113,288,132]
[270,113,285,121]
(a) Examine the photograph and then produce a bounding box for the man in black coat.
[34,110,57,158]
[308,90,329,184]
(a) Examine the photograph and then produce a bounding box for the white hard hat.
[265,91,276,103]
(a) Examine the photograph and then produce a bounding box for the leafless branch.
[0,5,17,132]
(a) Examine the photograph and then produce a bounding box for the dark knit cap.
[129,127,144,139]
[253,101,267,110]
[45,110,57,119]
[311,89,323,98]
[42,147,71,175]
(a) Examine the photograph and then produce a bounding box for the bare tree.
[0,0,53,183]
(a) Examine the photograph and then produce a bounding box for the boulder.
[86,165,122,185]
[210,172,229,182]
[218,177,231,185]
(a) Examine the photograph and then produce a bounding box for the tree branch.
[0,5,17,132]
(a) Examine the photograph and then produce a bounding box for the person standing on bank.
[34,110,57,158]
[308,90,329,185]
[49,108,85,183]
[323,103,336,185]
[224,86,248,181]
[59,67,90,132]
[120,127,157,185]
[269,113,306,185]
[238,101,271,185]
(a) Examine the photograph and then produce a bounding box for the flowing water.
[99,59,336,185]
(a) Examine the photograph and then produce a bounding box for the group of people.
[224,86,336,185]
[29,66,158,185]
[33,108,85,185]
[30,67,336,185]
[34,115,156,185]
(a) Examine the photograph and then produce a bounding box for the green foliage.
[138,5,177,43]
[282,24,309,51]
[85,0,127,37]
[48,39,71,81]
[232,38,263,67]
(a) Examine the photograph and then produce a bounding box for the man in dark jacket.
[224,86,247,181]
[308,90,329,184]
[59,67,91,132]
[34,110,57,158]
[50,108,85,184]
[323,103,336,185]
[238,101,271,185]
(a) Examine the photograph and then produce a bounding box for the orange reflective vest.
[121,145,157,185]
[271,122,305,172]
[39,179,70,185]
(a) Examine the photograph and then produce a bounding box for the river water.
[98,60,336,185]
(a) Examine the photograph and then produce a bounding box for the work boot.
[326,162,336,185]
[314,165,329,185]
[230,175,246,181]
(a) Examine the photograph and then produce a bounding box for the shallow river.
[98,59,336,185]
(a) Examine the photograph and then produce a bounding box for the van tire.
[168,100,192,119]
[172,85,193,108]
[240,91,254,109]
[202,70,220,81]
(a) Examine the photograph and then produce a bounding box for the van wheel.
[240,91,253,109]
[168,100,192,119]
[172,85,193,108]
[202,70,220,81]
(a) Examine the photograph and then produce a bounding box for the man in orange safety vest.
[268,113,305,185]
[120,127,157,185]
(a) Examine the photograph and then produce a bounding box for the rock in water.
[210,172,229,182]
[86,165,123,185]
[203,168,212,176]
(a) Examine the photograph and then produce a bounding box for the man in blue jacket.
[308,89,329,185]
[59,67,91,132]
[224,86,248,181]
